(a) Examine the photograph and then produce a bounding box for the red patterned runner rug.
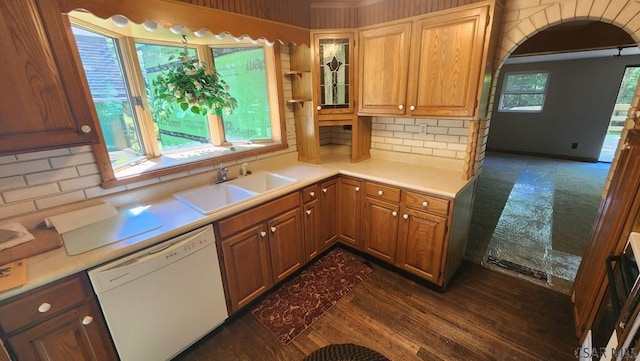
[251,249,373,345]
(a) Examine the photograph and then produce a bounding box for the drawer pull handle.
[355,187,360,192]
[80,125,92,134]
[409,105,416,111]
[378,190,384,196]
[422,201,429,207]
[306,210,312,215]
[271,227,277,233]
[310,191,315,197]
[322,188,327,193]
[398,104,404,110]
[392,211,398,217]
[38,303,52,313]
[403,214,409,220]
[82,316,93,326]
[316,105,322,111]
[260,231,267,237]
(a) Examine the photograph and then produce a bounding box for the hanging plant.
[150,50,237,123]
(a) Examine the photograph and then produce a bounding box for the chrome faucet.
[218,164,229,183]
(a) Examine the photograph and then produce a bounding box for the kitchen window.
[498,71,549,113]
[70,14,286,188]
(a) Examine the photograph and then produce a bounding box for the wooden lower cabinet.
[268,208,304,283]
[337,177,363,248]
[218,192,304,313]
[362,197,399,263]
[221,224,273,312]
[396,209,447,283]
[319,178,338,250]
[0,274,116,361]
[303,199,321,261]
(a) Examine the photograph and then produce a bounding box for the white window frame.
[498,71,550,113]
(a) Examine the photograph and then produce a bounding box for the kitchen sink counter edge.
[0,150,474,302]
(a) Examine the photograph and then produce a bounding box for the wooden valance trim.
[57,0,310,46]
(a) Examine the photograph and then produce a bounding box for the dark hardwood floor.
[175,251,578,361]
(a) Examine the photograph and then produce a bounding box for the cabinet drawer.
[403,191,450,216]
[302,184,320,203]
[365,182,400,203]
[218,192,300,239]
[0,275,87,333]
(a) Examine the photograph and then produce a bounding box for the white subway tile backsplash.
[77,163,100,176]
[35,191,86,210]
[384,138,404,145]
[438,119,465,128]
[424,141,448,149]
[84,185,127,199]
[26,168,79,185]
[375,117,395,124]
[427,126,448,135]
[411,147,433,155]
[4,183,59,203]
[433,149,458,158]
[0,201,36,219]
[386,124,405,132]
[0,155,17,165]
[392,145,412,152]
[395,118,415,125]
[448,127,469,136]
[405,125,420,133]
[69,145,93,154]
[415,118,438,126]
[49,152,96,169]
[59,174,102,192]
[393,132,414,139]
[0,159,50,176]
[435,135,460,143]
[0,176,26,192]
[403,139,424,147]
[16,148,70,161]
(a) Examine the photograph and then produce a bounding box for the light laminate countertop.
[0,151,473,302]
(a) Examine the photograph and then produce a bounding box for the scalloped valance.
[57,0,310,46]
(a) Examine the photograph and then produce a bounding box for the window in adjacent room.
[69,13,285,188]
[498,71,550,112]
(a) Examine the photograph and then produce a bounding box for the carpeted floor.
[251,249,373,345]
[466,152,610,294]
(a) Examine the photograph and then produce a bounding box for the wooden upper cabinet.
[0,0,99,155]
[407,6,488,117]
[358,23,412,116]
[358,4,490,118]
[312,30,357,117]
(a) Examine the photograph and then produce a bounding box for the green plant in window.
[150,52,237,123]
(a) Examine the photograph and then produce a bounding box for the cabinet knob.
[392,211,398,217]
[260,231,267,237]
[270,226,277,233]
[409,105,416,111]
[422,201,429,207]
[398,104,404,110]
[306,210,312,215]
[310,191,315,197]
[403,214,409,220]
[82,316,94,325]
[322,188,327,193]
[38,302,52,313]
[80,125,92,134]
[377,190,384,196]
[355,186,360,192]
[316,105,321,111]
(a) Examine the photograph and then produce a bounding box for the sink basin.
[173,183,257,215]
[229,171,299,193]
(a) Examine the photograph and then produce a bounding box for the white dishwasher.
[88,225,228,361]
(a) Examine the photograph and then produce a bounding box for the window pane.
[504,72,548,93]
[71,26,144,168]
[500,94,545,111]
[212,47,271,142]
[135,43,211,152]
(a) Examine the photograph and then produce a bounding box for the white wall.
[487,54,640,161]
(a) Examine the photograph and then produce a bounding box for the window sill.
[100,142,287,189]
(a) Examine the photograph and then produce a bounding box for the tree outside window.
[499,71,549,112]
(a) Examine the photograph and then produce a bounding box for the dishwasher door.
[88,225,228,361]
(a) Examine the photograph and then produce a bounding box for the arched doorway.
[475,0,640,344]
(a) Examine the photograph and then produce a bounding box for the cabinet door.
[268,208,304,283]
[0,0,98,155]
[313,31,356,115]
[303,200,321,261]
[407,7,488,117]
[8,302,116,361]
[358,22,412,116]
[319,178,338,249]
[396,209,447,284]
[221,225,272,312]
[337,177,363,248]
[362,197,399,263]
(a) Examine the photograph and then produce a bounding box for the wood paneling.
[176,257,577,361]
[310,0,484,28]
[180,0,311,28]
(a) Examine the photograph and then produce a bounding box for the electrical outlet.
[419,124,427,135]
[571,143,578,149]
